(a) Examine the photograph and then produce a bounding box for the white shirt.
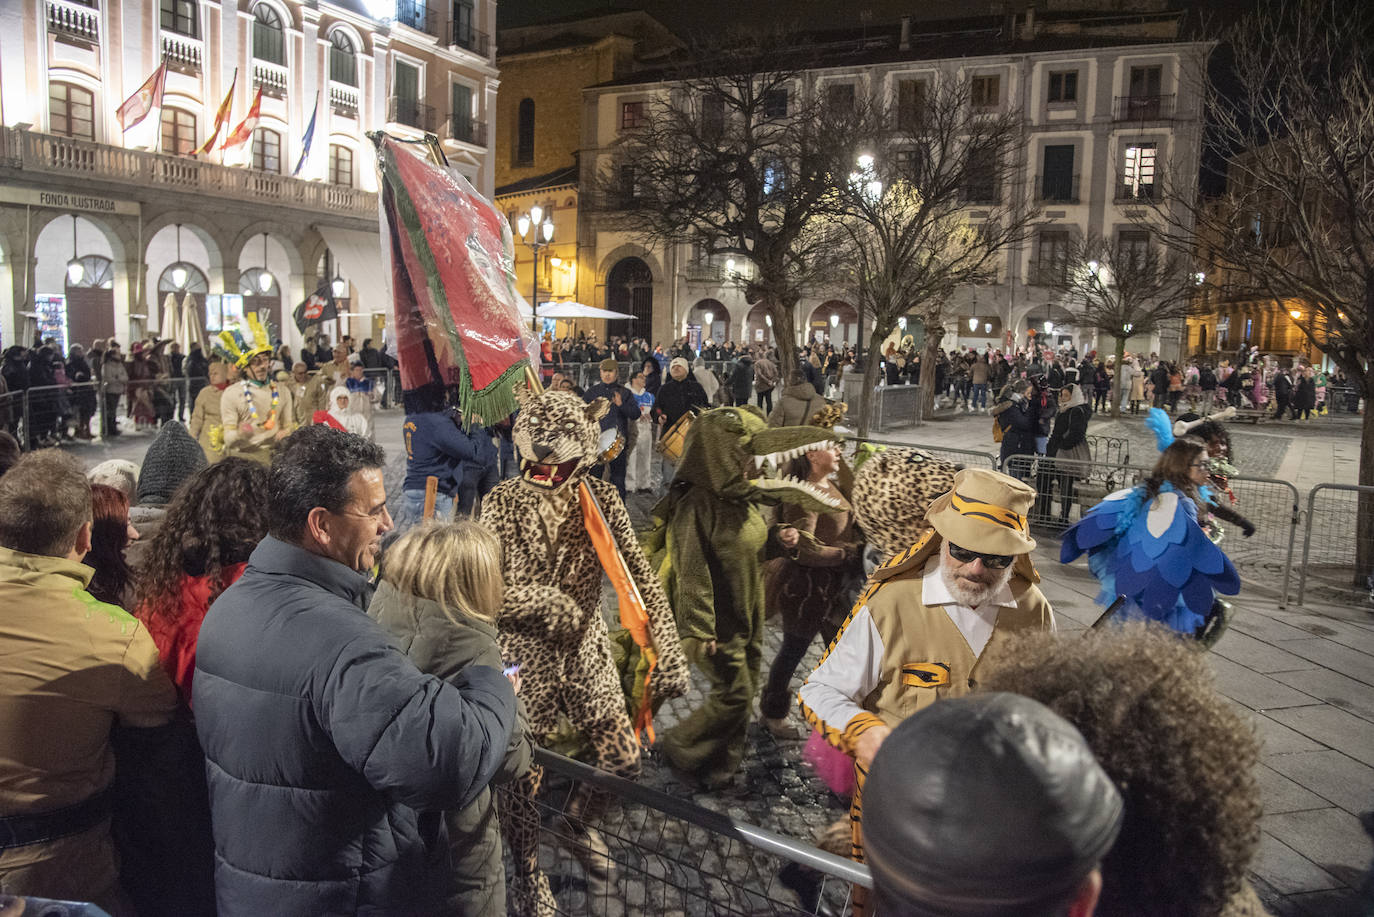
[798,557,1044,734]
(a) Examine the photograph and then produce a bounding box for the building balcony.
[388,97,435,132]
[1027,261,1070,287]
[684,261,726,283]
[451,26,489,56]
[0,126,376,219]
[445,117,487,147]
[47,0,99,43]
[253,61,288,99]
[329,83,359,118]
[161,30,203,74]
[1113,94,1175,122]
[394,0,439,37]
[1115,179,1160,204]
[1034,173,1080,204]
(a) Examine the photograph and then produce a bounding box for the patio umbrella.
[159,292,182,346]
[179,292,206,353]
[536,301,634,320]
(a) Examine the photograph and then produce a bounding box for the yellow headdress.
[215,313,275,369]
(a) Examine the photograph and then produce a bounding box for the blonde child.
[368,521,530,917]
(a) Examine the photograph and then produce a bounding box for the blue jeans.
[398,488,454,529]
[971,383,988,409]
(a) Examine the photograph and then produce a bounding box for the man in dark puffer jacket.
[193,425,517,916]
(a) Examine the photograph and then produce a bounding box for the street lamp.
[332,274,347,298]
[1043,320,1054,334]
[703,310,714,337]
[984,322,993,334]
[830,313,839,329]
[169,224,187,290]
[968,316,979,332]
[1289,309,1303,320]
[66,215,83,285]
[257,233,273,293]
[515,205,555,333]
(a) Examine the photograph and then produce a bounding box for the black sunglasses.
[947,542,1014,569]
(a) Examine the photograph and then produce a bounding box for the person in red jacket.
[134,459,270,703]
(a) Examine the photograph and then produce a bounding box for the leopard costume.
[850,446,960,563]
[480,388,689,916]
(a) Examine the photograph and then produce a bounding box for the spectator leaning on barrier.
[192,425,518,916]
[0,450,177,912]
[862,693,1122,917]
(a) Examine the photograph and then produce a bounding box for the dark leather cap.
[863,693,1123,916]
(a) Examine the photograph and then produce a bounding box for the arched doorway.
[809,300,858,347]
[689,298,729,345]
[66,255,116,349]
[606,257,652,343]
[745,302,773,348]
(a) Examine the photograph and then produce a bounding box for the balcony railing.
[395,1,439,36]
[445,118,487,147]
[1115,178,1161,203]
[684,261,725,283]
[388,97,435,132]
[48,0,99,43]
[1113,94,1175,122]
[161,31,203,74]
[330,83,358,118]
[0,126,376,218]
[451,25,489,56]
[253,61,288,99]
[1034,173,1080,204]
[1027,260,1070,287]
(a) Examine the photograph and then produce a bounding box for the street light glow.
[725,258,735,273]
[517,214,530,238]
[703,311,714,327]
[1289,309,1303,320]
[67,259,84,285]
[968,317,979,331]
[1087,260,1099,273]
[541,220,554,243]
[170,265,188,289]
[1043,320,1053,334]
[529,205,543,226]
[830,314,839,328]
[856,153,874,170]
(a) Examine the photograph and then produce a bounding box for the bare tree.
[591,31,860,377]
[1051,234,1204,416]
[816,81,1035,430]
[1150,0,1374,580]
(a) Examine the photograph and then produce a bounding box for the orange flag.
[221,87,262,150]
[194,68,236,155]
[578,481,659,744]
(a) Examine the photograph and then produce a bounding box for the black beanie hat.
[137,421,207,506]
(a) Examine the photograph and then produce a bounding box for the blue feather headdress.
[1144,408,1174,453]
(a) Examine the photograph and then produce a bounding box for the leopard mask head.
[851,447,960,562]
[512,387,608,495]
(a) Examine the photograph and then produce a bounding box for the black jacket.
[193,536,517,916]
[654,376,709,433]
[1047,404,1090,455]
[996,396,1037,461]
[729,357,754,403]
[583,381,640,437]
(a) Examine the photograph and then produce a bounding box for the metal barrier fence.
[849,436,998,471]
[1086,433,1130,466]
[868,383,923,432]
[1324,385,1362,414]
[502,747,865,916]
[1003,454,1144,532]
[1297,484,1374,606]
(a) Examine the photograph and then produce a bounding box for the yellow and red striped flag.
[193,68,237,155]
[220,87,262,150]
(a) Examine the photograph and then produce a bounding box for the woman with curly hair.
[86,483,139,609]
[980,625,1265,917]
[133,458,269,703]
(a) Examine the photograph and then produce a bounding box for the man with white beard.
[799,469,1054,904]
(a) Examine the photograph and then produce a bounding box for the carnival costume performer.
[217,315,295,464]
[1173,408,1256,541]
[644,406,844,790]
[1060,408,1240,643]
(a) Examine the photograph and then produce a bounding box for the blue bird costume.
[1060,408,1239,634]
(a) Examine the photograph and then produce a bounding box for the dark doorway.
[606,257,653,342]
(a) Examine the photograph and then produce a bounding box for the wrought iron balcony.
[1113,94,1175,122]
[451,25,489,56]
[0,126,376,218]
[1027,260,1071,287]
[47,0,99,43]
[1035,173,1080,204]
[388,97,435,132]
[394,0,439,37]
[684,261,726,283]
[1115,176,1161,203]
[446,118,488,147]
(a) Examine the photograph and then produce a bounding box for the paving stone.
[1233,612,1331,645]
[1268,704,1374,768]
[1273,639,1374,688]
[1250,831,1344,895]
[1213,632,1323,675]
[1265,750,1374,816]
[1271,668,1374,723]
[1261,809,1374,888]
[1284,888,1365,917]
[1246,709,1330,756]
[1206,655,1320,711]
[1255,763,1332,815]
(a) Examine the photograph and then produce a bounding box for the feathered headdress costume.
[214,313,275,369]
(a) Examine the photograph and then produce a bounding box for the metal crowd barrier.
[848,436,998,471]
[1324,385,1362,414]
[869,383,923,432]
[1002,454,1144,532]
[1086,433,1130,467]
[1296,484,1374,607]
[500,747,865,916]
[1217,475,1301,605]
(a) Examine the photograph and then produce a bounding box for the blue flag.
[291,92,319,177]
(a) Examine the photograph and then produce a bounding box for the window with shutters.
[825,83,855,110]
[329,144,353,187]
[962,145,999,203]
[1039,145,1076,202]
[620,101,647,131]
[1048,71,1077,104]
[1118,230,1151,271]
[1033,230,1071,285]
[160,0,197,36]
[252,5,284,65]
[895,79,926,130]
[1120,143,1157,200]
[451,83,474,141]
[160,108,196,155]
[252,127,282,173]
[763,88,788,119]
[329,31,357,86]
[49,83,95,141]
[701,96,724,139]
[971,75,1000,110]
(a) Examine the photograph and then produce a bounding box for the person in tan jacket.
[0,450,177,912]
[799,468,1053,912]
[188,361,229,464]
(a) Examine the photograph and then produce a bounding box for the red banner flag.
[220,87,262,150]
[116,62,167,132]
[193,68,237,155]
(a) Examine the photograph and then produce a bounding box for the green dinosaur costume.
[642,405,841,788]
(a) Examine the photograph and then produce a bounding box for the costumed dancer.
[1060,408,1241,646]
[217,315,295,464]
[1173,407,1256,541]
[644,406,843,790]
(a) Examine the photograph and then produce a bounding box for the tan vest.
[863,560,1052,728]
